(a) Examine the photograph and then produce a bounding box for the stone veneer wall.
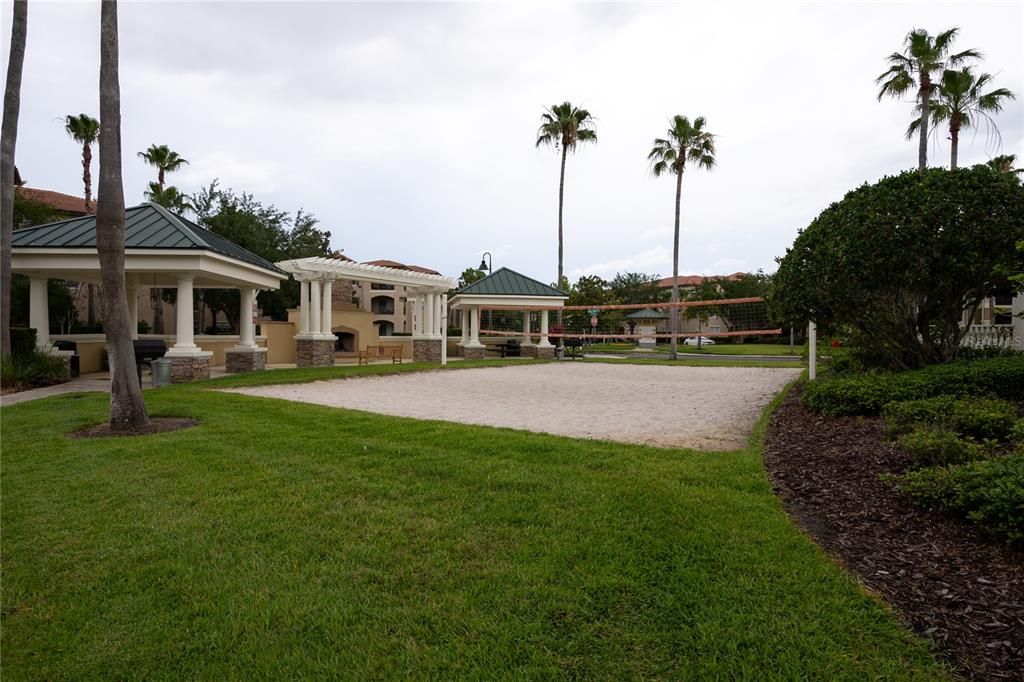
[412,339,443,362]
[225,349,268,373]
[170,356,211,383]
[534,345,555,359]
[460,345,486,360]
[296,339,335,367]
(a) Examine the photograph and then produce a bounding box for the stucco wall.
[50,333,267,374]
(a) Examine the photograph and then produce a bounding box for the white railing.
[961,324,1017,349]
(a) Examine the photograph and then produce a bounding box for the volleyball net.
[475,297,781,342]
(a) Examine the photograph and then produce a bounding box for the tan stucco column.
[171,274,196,351]
[239,287,258,348]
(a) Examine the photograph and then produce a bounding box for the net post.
[440,294,448,367]
[808,321,817,380]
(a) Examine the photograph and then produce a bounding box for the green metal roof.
[625,308,668,319]
[11,202,285,274]
[457,267,567,297]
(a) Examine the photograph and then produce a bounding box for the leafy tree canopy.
[456,267,486,290]
[774,166,1024,369]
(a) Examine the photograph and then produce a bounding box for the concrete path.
[1,374,114,407]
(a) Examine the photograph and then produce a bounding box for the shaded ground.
[764,386,1024,680]
[227,363,800,450]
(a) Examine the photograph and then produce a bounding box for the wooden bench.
[358,345,404,365]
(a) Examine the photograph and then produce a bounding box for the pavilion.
[275,256,455,365]
[449,267,567,358]
[10,203,285,380]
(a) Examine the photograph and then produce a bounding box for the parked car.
[683,336,716,346]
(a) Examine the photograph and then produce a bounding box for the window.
[371,283,395,291]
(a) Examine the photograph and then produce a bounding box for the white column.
[298,279,310,334]
[29,276,50,349]
[538,309,551,347]
[440,294,449,366]
[309,277,321,337]
[321,279,333,336]
[425,292,435,339]
[469,305,481,345]
[409,295,419,337]
[433,292,443,338]
[521,310,533,345]
[460,308,470,345]
[240,287,257,348]
[126,281,139,340]
[173,274,196,351]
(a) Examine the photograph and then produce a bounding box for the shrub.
[883,396,1018,441]
[897,453,1024,544]
[898,427,988,468]
[9,327,37,358]
[1012,420,1024,445]
[0,350,69,391]
[803,355,1024,416]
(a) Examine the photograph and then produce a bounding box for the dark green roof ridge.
[11,202,285,274]
[457,267,567,297]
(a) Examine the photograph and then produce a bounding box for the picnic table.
[486,340,521,358]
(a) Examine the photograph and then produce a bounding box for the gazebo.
[276,256,456,365]
[625,308,668,348]
[449,267,567,359]
[10,203,286,380]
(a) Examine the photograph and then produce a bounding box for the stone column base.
[225,347,268,373]
[296,338,336,367]
[413,338,443,362]
[461,345,486,360]
[169,355,212,383]
[534,345,555,359]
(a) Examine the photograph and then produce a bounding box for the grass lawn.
[1,370,945,679]
[587,343,798,356]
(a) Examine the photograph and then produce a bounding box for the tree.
[608,272,665,305]
[876,27,979,170]
[1,0,27,360]
[456,267,485,290]
[144,182,193,213]
[648,115,716,360]
[908,67,1015,169]
[535,102,596,301]
[97,0,149,431]
[987,154,1022,176]
[137,143,188,191]
[63,114,100,210]
[773,167,1024,370]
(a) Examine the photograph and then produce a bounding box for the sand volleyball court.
[227,363,799,450]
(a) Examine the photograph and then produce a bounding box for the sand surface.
[227,363,799,450]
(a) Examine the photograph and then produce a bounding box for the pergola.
[449,267,567,359]
[11,203,285,379]
[276,256,455,365]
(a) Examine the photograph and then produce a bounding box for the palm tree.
[137,144,188,191]
[97,0,149,431]
[64,114,100,210]
[907,67,1015,169]
[876,27,980,170]
[648,115,716,360]
[64,113,101,327]
[986,154,1023,176]
[145,182,193,213]
[535,102,597,294]
[1,0,27,359]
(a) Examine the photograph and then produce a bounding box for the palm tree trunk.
[82,141,92,211]
[670,167,683,361]
[950,116,960,170]
[1,0,27,359]
[158,167,164,192]
[917,75,930,170]
[556,144,567,346]
[97,0,149,431]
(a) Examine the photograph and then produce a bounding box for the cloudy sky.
[5,1,1022,283]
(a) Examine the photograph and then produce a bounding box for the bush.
[898,427,989,468]
[897,453,1024,544]
[883,396,1018,441]
[9,327,37,358]
[803,355,1024,416]
[0,350,69,391]
[1012,420,1024,445]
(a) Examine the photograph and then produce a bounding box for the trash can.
[151,358,172,387]
[54,340,80,377]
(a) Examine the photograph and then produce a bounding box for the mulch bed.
[69,417,199,439]
[764,385,1024,680]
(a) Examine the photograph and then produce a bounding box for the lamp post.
[478,252,492,332]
